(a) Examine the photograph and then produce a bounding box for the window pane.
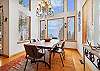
[18,12,30,41]
[48,18,64,40]
[19,0,30,9]
[67,17,75,40]
[51,0,64,14]
[67,0,74,12]
[23,0,29,7]
[40,20,46,40]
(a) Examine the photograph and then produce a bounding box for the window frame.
[67,16,75,41]
[17,12,31,43]
[40,20,46,40]
[47,18,64,40]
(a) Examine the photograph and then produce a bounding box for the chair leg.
[44,55,46,67]
[37,62,39,71]
[53,53,55,58]
[41,49,44,53]
[24,58,28,71]
[31,59,36,64]
[63,51,65,60]
[49,51,52,69]
[60,53,64,67]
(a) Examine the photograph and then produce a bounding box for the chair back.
[52,37,58,39]
[24,44,38,58]
[30,39,36,43]
[61,41,65,49]
[52,43,58,48]
[52,43,58,51]
[97,43,100,46]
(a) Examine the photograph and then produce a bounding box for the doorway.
[0,5,3,55]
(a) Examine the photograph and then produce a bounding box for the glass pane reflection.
[67,17,75,40]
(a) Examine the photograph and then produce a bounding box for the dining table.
[26,39,60,68]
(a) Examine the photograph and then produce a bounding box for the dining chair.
[30,39,36,43]
[51,41,65,67]
[30,39,44,53]
[97,43,100,47]
[24,44,49,71]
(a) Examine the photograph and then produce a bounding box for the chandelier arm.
[36,0,54,18]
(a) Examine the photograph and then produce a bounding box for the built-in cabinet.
[0,0,9,56]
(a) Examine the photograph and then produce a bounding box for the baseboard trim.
[0,51,25,58]
[10,51,25,57]
[1,54,9,58]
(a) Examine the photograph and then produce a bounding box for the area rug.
[0,53,76,71]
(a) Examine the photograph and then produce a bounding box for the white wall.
[77,0,84,55]
[77,0,94,54]
[77,0,100,71]
[9,0,24,56]
[31,0,40,40]
[93,0,100,45]
[9,0,38,56]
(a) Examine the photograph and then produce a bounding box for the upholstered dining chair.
[24,44,49,71]
[51,41,65,67]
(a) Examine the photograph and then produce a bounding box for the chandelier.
[36,0,54,18]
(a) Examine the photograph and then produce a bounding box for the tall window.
[40,20,46,40]
[18,12,30,41]
[51,0,64,14]
[67,16,75,40]
[48,18,64,40]
[67,0,75,12]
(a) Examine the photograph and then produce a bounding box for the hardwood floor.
[0,49,91,71]
[0,52,26,66]
[66,49,91,71]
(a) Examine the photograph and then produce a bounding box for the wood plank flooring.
[0,49,91,71]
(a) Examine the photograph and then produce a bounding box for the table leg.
[83,47,85,71]
[49,49,52,69]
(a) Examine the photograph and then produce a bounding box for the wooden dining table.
[26,39,60,68]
